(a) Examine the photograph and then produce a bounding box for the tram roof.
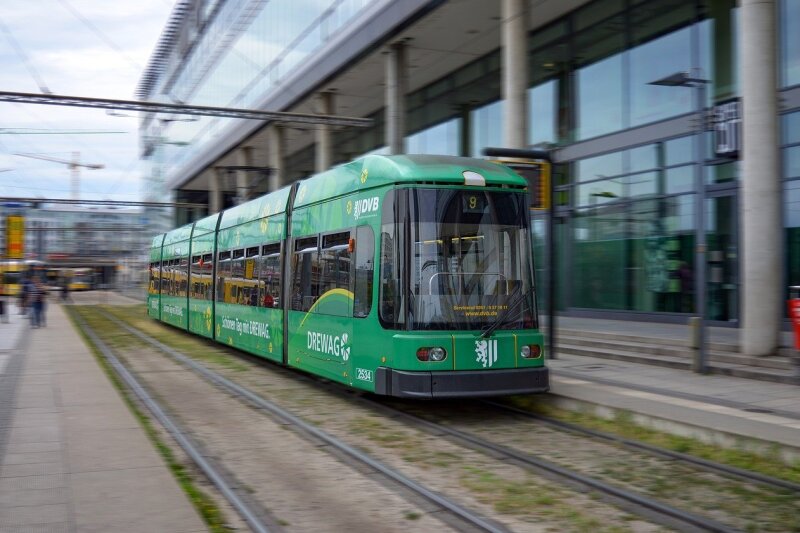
[150,234,165,249]
[163,224,193,245]
[192,212,220,235]
[219,185,291,231]
[293,154,527,209]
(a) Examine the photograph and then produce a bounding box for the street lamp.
[649,70,710,373]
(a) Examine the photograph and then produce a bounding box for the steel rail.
[100,311,509,533]
[364,400,740,533]
[71,313,273,533]
[482,400,800,493]
[101,309,743,532]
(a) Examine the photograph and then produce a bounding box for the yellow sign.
[490,159,551,210]
[245,259,255,279]
[6,215,24,259]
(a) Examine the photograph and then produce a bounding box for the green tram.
[148,154,549,398]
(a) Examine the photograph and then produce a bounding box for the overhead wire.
[56,0,143,73]
[0,17,51,93]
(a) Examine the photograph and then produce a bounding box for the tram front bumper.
[374,366,549,399]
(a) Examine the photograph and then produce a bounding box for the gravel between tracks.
[92,305,671,533]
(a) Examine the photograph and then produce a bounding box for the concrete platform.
[542,317,800,460]
[0,301,207,533]
[548,353,800,460]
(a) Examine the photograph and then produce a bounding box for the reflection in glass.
[628,144,659,173]
[665,136,695,166]
[577,179,623,207]
[786,181,800,291]
[407,119,461,156]
[626,172,658,198]
[576,152,624,182]
[705,161,739,184]
[577,54,624,139]
[471,100,504,157]
[528,80,557,145]
[629,27,694,126]
[572,206,627,309]
[665,165,694,194]
[781,0,800,87]
[785,112,800,146]
[705,195,737,321]
[572,195,695,312]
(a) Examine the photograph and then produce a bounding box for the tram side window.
[317,231,352,316]
[291,236,319,312]
[231,249,246,305]
[216,251,231,302]
[149,262,160,294]
[259,243,281,308]
[178,256,189,298]
[202,254,213,300]
[244,246,259,307]
[164,259,174,296]
[189,255,205,300]
[353,226,375,318]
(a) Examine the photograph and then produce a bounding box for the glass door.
[705,192,738,322]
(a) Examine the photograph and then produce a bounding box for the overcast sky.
[0,0,174,202]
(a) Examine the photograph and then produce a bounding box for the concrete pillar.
[315,92,334,173]
[741,0,782,355]
[385,42,408,155]
[236,146,253,205]
[210,168,223,213]
[267,125,285,192]
[502,0,528,149]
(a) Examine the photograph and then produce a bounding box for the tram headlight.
[521,344,541,359]
[429,347,447,361]
[417,346,447,362]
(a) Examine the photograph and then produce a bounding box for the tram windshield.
[380,188,536,331]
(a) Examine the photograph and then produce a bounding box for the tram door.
[705,193,738,322]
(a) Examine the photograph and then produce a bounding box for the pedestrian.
[0,288,7,324]
[29,280,42,328]
[19,277,31,315]
[37,281,48,327]
[61,276,71,302]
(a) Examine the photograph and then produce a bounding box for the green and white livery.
[149,154,549,398]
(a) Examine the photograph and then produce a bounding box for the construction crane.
[13,152,103,200]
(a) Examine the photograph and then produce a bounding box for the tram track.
[365,400,741,533]
[72,307,510,533]
[92,305,800,532]
[71,311,276,533]
[481,399,800,494]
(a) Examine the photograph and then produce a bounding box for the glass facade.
[785,112,800,292]
[570,142,697,313]
[147,0,376,175]
[161,0,797,322]
[321,0,755,320]
[781,0,800,87]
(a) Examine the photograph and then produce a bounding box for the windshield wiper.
[479,286,529,339]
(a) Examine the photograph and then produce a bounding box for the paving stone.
[0,486,68,507]
[1,451,62,466]
[0,462,65,479]
[0,503,69,527]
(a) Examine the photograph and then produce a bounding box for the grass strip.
[64,305,230,533]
